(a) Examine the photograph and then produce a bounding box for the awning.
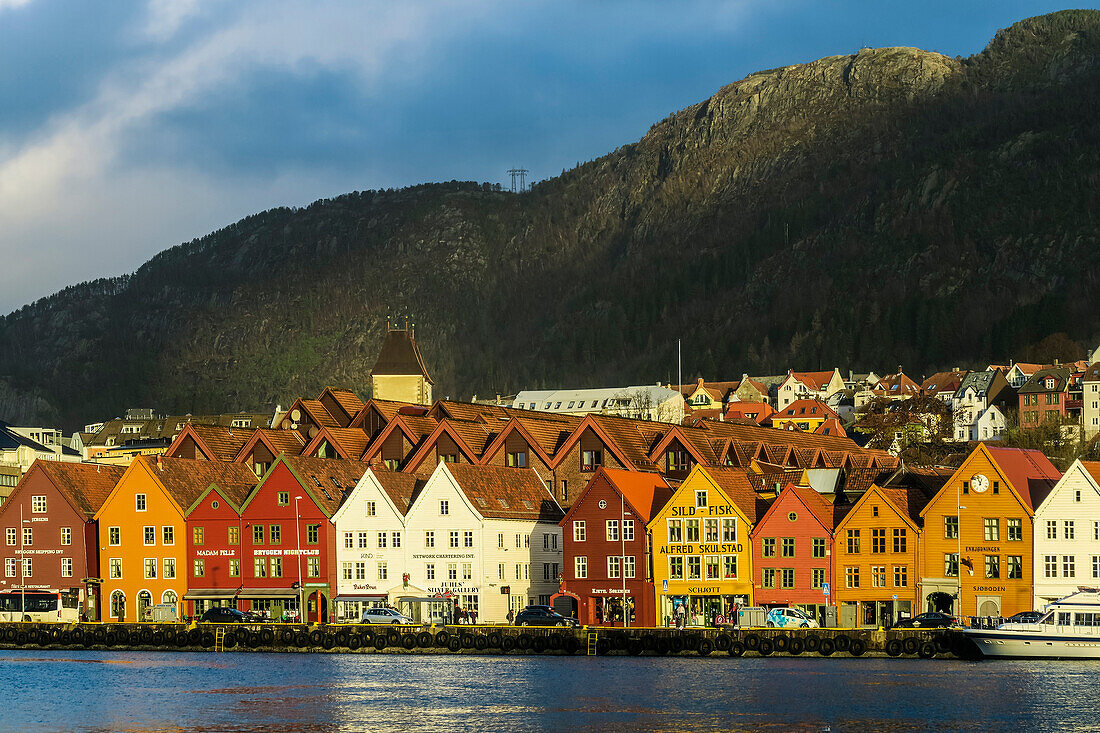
[183,589,241,601]
[236,588,300,599]
[335,594,387,602]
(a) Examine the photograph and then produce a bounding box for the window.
[1064,555,1076,578]
[1095,522,1100,541]
[227,526,239,545]
[695,490,708,508]
[229,559,240,577]
[575,556,587,579]
[377,532,387,549]
[440,500,449,516]
[623,556,636,579]
[109,559,122,579]
[871,529,886,554]
[1045,555,1058,578]
[781,538,795,558]
[449,531,459,548]
[687,556,701,580]
[892,528,907,553]
[761,567,776,588]
[451,564,460,581]
[4,558,14,577]
[543,533,550,550]
[723,555,738,579]
[254,558,267,578]
[607,556,621,579]
[944,553,959,577]
[506,450,526,468]
[985,555,1000,579]
[944,516,958,539]
[984,518,999,542]
[762,538,776,557]
[342,562,353,581]
[1007,518,1022,542]
[573,521,586,542]
[21,527,32,547]
[1093,556,1100,579]
[1075,490,1082,503]
[845,567,860,588]
[145,558,158,579]
[306,524,319,544]
[722,519,736,543]
[193,527,204,546]
[425,531,435,548]
[463,531,473,548]
[270,525,282,545]
[60,527,71,546]
[135,494,146,511]
[426,563,436,580]
[5,528,14,546]
[1047,520,1057,540]
[669,556,684,580]
[780,568,795,589]
[581,450,602,471]
[812,538,826,558]
[893,565,908,587]
[623,520,635,542]
[668,519,682,543]
[253,525,264,544]
[164,558,176,579]
[872,566,886,588]
[365,501,376,517]
[685,519,700,542]
[307,557,320,577]
[270,557,283,578]
[846,529,860,554]
[192,559,205,578]
[811,568,825,589]
[377,561,387,581]
[1065,521,1075,540]
[704,555,720,580]
[344,532,354,549]
[277,492,289,506]
[31,495,46,513]
[60,558,72,579]
[606,520,619,542]
[21,559,30,578]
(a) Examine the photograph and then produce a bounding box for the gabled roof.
[677,379,741,401]
[234,428,307,462]
[882,463,954,496]
[599,468,674,523]
[872,372,922,396]
[756,482,840,533]
[773,399,840,421]
[814,418,847,438]
[29,461,126,519]
[549,414,646,470]
[836,483,926,532]
[955,370,997,399]
[274,455,368,517]
[1017,367,1072,394]
[1081,461,1100,488]
[984,445,1061,510]
[371,328,433,383]
[349,398,417,429]
[723,402,774,425]
[369,467,426,516]
[401,419,491,471]
[361,413,441,464]
[703,467,772,524]
[135,457,259,515]
[303,427,371,460]
[922,370,968,396]
[477,419,556,468]
[647,425,712,466]
[788,370,838,391]
[444,464,563,522]
[319,387,365,423]
[168,423,256,461]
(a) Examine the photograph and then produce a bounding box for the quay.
[0,622,976,659]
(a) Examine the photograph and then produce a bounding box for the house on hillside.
[1081,363,1100,439]
[513,385,683,424]
[1018,367,1077,429]
[771,400,840,433]
[777,369,845,410]
[922,370,968,407]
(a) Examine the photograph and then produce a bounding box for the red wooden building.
[751,482,842,624]
[0,462,124,620]
[559,468,672,627]
[238,455,366,622]
[181,465,260,618]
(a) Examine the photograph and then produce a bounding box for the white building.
[1082,363,1100,440]
[776,369,846,410]
[402,462,564,622]
[331,468,425,622]
[1033,460,1100,608]
[513,384,683,423]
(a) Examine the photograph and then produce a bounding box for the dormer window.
[1045,378,1056,390]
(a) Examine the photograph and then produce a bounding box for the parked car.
[1004,611,1043,624]
[893,612,957,629]
[360,607,414,624]
[514,606,580,627]
[198,607,258,624]
[765,607,819,629]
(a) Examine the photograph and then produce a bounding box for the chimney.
[897,365,903,375]
[157,455,163,470]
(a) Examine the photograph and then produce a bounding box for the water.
[0,650,1093,732]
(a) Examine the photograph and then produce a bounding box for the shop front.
[659,586,751,628]
[183,588,241,619]
[838,598,914,628]
[237,587,302,621]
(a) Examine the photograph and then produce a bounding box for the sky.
[0,0,1077,313]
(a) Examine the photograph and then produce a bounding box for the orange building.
[833,484,928,627]
[918,444,1060,618]
[94,457,257,622]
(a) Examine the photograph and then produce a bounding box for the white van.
[766,607,819,628]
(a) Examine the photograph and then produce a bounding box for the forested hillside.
[2,11,1099,430]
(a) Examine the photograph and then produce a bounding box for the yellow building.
[647,466,765,627]
[369,327,433,405]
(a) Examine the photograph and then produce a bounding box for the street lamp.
[957,476,966,620]
[294,495,305,623]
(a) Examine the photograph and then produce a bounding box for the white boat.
[963,588,1100,659]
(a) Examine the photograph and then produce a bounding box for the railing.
[964,616,1005,630]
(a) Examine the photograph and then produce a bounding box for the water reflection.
[1,650,1096,732]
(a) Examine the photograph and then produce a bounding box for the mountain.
[2,10,1100,431]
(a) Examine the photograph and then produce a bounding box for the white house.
[1033,460,1100,608]
[331,468,425,622]
[776,369,846,410]
[513,384,683,423]
[401,462,565,623]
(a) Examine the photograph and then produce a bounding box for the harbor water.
[0,650,1093,732]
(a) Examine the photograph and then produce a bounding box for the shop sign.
[975,586,1005,592]
[590,588,630,594]
[195,549,236,557]
[254,549,320,556]
[15,549,62,555]
[965,545,999,553]
[686,586,720,594]
[427,585,479,594]
[670,505,735,517]
[352,583,379,591]
[411,553,474,560]
[659,543,743,554]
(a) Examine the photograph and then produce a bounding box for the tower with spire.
[369,319,433,405]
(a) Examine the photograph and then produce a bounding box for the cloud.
[0,0,33,11]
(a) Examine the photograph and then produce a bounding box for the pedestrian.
[507,608,515,625]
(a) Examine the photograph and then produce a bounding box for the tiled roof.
[814,418,847,438]
[187,424,256,460]
[253,428,308,456]
[323,388,365,420]
[601,468,673,522]
[748,470,804,494]
[281,456,368,516]
[785,482,840,530]
[445,464,563,522]
[922,370,968,396]
[312,427,371,459]
[955,370,997,398]
[872,372,922,396]
[774,399,840,421]
[677,380,740,400]
[142,456,259,512]
[369,467,425,515]
[1081,461,1100,487]
[298,399,343,429]
[433,400,541,424]
[985,446,1062,510]
[841,467,893,495]
[36,462,125,519]
[790,371,836,391]
[1017,367,1072,394]
[1083,364,1100,383]
[704,468,771,524]
[878,485,931,526]
[723,402,774,425]
[371,329,433,383]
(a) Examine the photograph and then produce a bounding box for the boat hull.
[964,629,1100,659]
